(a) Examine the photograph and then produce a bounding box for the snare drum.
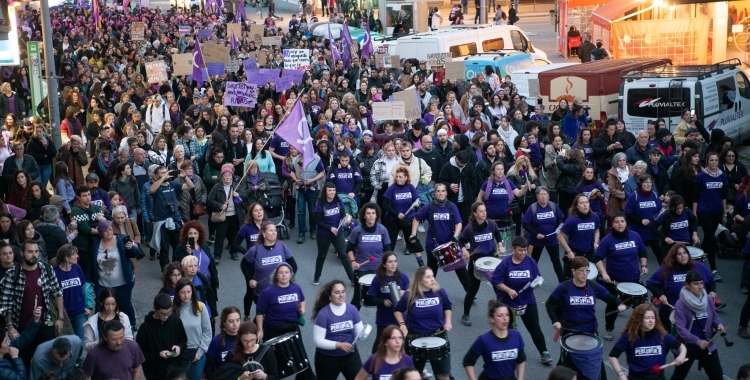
[615,282,648,308]
[359,274,377,307]
[687,246,707,264]
[498,224,516,259]
[560,332,604,379]
[410,337,450,362]
[587,262,598,281]
[264,331,310,378]
[474,257,502,282]
[432,241,462,267]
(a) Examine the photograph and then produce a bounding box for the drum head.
[587,262,598,281]
[561,333,603,351]
[616,282,647,295]
[433,241,454,251]
[359,274,376,286]
[687,246,705,259]
[411,337,446,348]
[264,331,297,345]
[476,257,501,271]
[669,310,675,324]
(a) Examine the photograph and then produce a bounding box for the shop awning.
[592,0,650,25]
[566,0,604,8]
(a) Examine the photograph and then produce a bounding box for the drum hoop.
[266,331,297,344]
[359,274,376,284]
[476,257,501,270]
[433,241,456,251]
[560,332,603,351]
[411,336,447,348]
[616,282,647,294]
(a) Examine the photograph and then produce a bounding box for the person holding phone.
[173,220,218,290]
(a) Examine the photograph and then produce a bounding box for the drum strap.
[428,201,455,246]
[557,280,600,327]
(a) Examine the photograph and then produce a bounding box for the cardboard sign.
[247,51,267,67]
[197,29,213,39]
[389,55,400,68]
[145,60,168,84]
[283,49,310,70]
[226,60,239,73]
[262,36,282,46]
[132,22,145,40]
[372,101,406,120]
[172,53,194,76]
[179,25,191,36]
[225,82,258,108]
[202,42,231,64]
[391,87,421,120]
[227,23,242,40]
[375,53,387,68]
[250,25,264,45]
[427,53,451,68]
[444,61,465,81]
[207,62,225,76]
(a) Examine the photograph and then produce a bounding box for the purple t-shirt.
[522,202,564,246]
[459,221,499,257]
[348,224,391,271]
[624,191,661,241]
[646,262,714,305]
[270,135,290,157]
[315,198,346,239]
[362,354,415,379]
[394,288,452,334]
[82,339,145,380]
[414,201,462,251]
[594,231,646,283]
[244,244,294,296]
[54,264,86,316]
[257,283,305,327]
[367,272,410,326]
[481,179,516,219]
[491,255,541,307]
[614,330,678,374]
[576,182,606,214]
[383,183,419,220]
[206,334,236,368]
[194,247,212,279]
[238,223,261,250]
[695,171,727,213]
[654,209,693,243]
[549,280,611,333]
[328,165,361,195]
[469,330,525,380]
[314,304,362,356]
[560,212,600,253]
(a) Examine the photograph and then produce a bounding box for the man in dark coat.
[577,34,596,63]
[438,150,478,225]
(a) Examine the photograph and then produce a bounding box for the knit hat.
[363,130,373,137]
[656,128,672,140]
[221,163,234,175]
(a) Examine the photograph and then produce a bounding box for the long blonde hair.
[406,267,440,310]
[507,155,538,181]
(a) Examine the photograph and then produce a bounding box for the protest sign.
[426,53,451,68]
[283,49,310,70]
[248,68,279,85]
[207,62,225,76]
[197,29,213,39]
[372,101,406,120]
[202,42,231,64]
[250,25,264,45]
[145,60,168,84]
[243,58,258,74]
[225,82,258,108]
[391,87,421,120]
[282,69,304,83]
[375,53,387,68]
[276,75,293,92]
[226,60,239,73]
[262,36,283,46]
[179,25,191,36]
[132,22,145,40]
[172,53,194,76]
[247,52,267,67]
[227,23,242,40]
[444,61,465,81]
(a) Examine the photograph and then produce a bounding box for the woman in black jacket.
[476,141,502,183]
[207,165,248,263]
[556,148,586,213]
[209,321,279,380]
[593,119,625,180]
[26,124,57,188]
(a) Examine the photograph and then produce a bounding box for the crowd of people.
[0,0,749,380]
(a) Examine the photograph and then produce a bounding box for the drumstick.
[553,329,560,343]
[355,256,376,267]
[652,358,690,373]
[707,327,729,344]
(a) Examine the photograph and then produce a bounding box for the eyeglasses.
[241,338,258,345]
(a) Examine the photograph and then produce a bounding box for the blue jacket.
[562,110,587,141]
[0,358,26,380]
[140,181,154,222]
[625,144,650,165]
[91,234,144,287]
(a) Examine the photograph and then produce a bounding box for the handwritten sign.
[132,22,145,40]
[225,82,258,107]
[276,76,294,92]
[372,101,406,120]
[244,58,258,74]
[247,51,267,67]
[207,62,225,76]
[427,53,451,68]
[262,36,283,46]
[145,60,168,84]
[227,23,242,40]
[283,49,310,70]
[250,25,264,45]
[444,61,465,81]
[391,87,421,120]
[226,60,239,73]
[248,68,279,85]
[172,53,194,76]
[390,55,400,68]
[197,29,213,39]
[202,42,231,64]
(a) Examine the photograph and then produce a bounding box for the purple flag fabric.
[216,0,223,14]
[341,23,353,69]
[231,31,238,51]
[193,40,205,87]
[361,20,373,60]
[328,24,341,65]
[236,2,246,22]
[275,99,315,170]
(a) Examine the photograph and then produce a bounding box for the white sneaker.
[418,223,426,233]
[422,371,434,379]
[397,234,402,241]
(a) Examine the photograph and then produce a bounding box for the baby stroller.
[261,172,289,240]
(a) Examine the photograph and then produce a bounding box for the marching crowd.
[0,1,749,380]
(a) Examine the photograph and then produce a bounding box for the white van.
[620,58,750,141]
[372,24,548,63]
[511,63,579,104]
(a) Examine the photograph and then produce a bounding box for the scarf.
[679,287,707,314]
[636,187,651,197]
[581,176,596,186]
[703,166,723,178]
[483,175,514,205]
[97,152,114,173]
[433,197,447,208]
[611,227,628,239]
[616,166,629,183]
[249,173,259,186]
[575,210,592,219]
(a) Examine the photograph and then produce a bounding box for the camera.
[167,203,176,214]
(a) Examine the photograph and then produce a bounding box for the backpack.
[531,201,556,215]
[502,11,507,20]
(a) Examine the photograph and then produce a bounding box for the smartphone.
[168,169,180,179]
[188,237,195,249]
[690,109,696,118]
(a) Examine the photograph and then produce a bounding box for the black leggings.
[464,255,489,316]
[244,286,259,318]
[509,303,548,355]
[351,269,375,310]
[314,232,354,282]
[531,244,563,282]
[386,218,412,253]
[645,239,666,265]
[670,346,724,380]
[315,349,361,380]
[697,212,722,270]
[426,245,470,293]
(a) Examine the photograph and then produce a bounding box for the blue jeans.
[39,164,52,188]
[70,312,86,342]
[297,189,318,234]
[187,353,206,380]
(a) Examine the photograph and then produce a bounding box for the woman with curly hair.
[173,220,217,289]
[158,262,183,299]
[608,304,687,380]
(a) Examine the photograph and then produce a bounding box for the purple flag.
[328,24,341,65]
[275,99,315,170]
[341,23,353,69]
[236,2,246,22]
[193,40,205,87]
[231,31,238,51]
[361,20,373,60]
[216,0,223,14]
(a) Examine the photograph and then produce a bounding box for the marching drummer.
[624,174,666,264]
[523,186,565,283]
[648,195,700,257]
[366,252,410,353]
[477,161,531,228]
[458,201,505,327]
[545,257,625,379]
[409,183,469,292]
[255,263,305,341]
[312,280,365,380]
[645,244,719,333]
[347,202,391,310]
[463,301,527,380]
[558,194,601,280]
[593,212,648,341]
[382,167,420,259]
[394,267,453,380]
[491,236,552,364]
[312,182,355,286]
[608,304,687,380]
